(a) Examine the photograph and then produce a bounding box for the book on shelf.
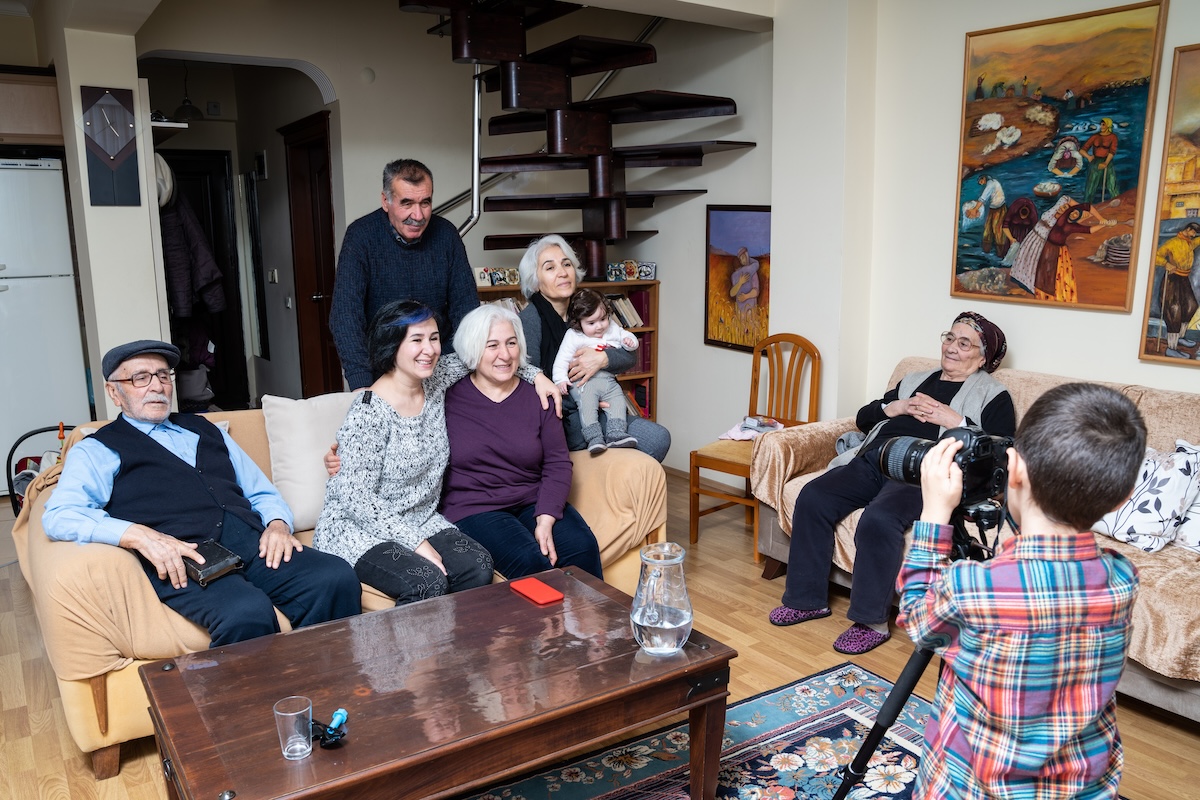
[623,388,648,419]
[487,295,526,314]
[627,289,650,325]
[605,294,632,328]
[616,295,643,327]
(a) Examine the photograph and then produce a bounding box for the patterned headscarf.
[954,311,1007,373]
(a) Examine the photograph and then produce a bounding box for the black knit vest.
[91,414,263,544]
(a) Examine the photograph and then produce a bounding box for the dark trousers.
[455,503,603,580]
[144,513,361,647]
[353,527,494,606]
[781,455,922,625]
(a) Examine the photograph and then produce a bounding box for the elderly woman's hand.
[534,514,558,566]
[568,346,608,387]
[534,372,564,418]
[892,393,966,429]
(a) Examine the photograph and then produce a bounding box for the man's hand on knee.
[119,524,199,589]
[259,519,302,569]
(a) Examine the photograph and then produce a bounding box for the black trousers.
[144,513,362,647]
[353,527,494,606]
[781,455,922,625]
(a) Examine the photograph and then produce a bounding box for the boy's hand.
[919,438,963,524]
[556,381,570,395]
[623,335,638,349]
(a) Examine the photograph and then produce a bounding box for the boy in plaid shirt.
[899,383,1146,799]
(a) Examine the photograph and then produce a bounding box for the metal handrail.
[440,17,666,225]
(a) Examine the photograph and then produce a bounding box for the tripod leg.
[831,648,936,800]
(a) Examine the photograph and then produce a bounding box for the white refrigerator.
[0,158,91,481]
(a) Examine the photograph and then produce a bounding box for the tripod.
[830,500,1005,800]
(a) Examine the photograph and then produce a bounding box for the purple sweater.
[440,378,572,523]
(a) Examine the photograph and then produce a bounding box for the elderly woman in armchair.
[769,311,1015,654]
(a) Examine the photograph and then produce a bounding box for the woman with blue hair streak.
[314,300,559,606]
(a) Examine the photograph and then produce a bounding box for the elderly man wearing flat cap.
[43,339,361,647]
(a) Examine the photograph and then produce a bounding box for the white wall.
[866,0,1200,399]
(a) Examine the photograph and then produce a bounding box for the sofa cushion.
[261,393,355,531]
[1093,442,1200,553]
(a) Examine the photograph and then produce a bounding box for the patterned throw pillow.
[1093,441,1200,553]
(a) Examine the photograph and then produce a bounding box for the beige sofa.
[11,400,666,778]
[751,356,1200,722]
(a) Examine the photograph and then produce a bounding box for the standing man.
[43,340,361,647]
[330,159,479,390]
[971,174,1009,258]
[1082,118,1119,204]
[1155,222,1200,358]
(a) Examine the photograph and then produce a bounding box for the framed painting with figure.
[1140,43,1200,365]
[705,205,770,352]
[950,2,1167,311]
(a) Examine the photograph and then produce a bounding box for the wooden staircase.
[402,1,755,278]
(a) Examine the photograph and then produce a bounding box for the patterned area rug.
[463,662,931,800]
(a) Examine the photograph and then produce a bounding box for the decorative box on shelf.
[606,260,657,281]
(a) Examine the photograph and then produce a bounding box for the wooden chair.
[689,334,821,561]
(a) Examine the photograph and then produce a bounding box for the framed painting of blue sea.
[705,205,770,352]
[950,1,1167,312]
[1140,43,1200,366]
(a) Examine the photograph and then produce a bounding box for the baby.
[552,288,639,454]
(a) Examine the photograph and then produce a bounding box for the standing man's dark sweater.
[330,209,478,389]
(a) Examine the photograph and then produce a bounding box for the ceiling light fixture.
[174,62,204,123]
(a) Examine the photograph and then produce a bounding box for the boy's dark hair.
[566,288,609,331]
[1014,382,1146,530]
[367,300,443,380]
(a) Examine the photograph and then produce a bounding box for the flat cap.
[102,339,181,380]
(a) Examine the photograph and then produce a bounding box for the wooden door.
[279,111,342,397]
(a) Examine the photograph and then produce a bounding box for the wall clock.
[79,86,141,206]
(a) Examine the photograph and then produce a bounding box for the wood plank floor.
[0,471,1196,798]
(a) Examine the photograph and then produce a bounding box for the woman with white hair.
[315,300,559,604]
[516,234,671,462]
[441,303,603,579]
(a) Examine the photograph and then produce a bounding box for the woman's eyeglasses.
[940,332,979,352]
[109,369,176,388]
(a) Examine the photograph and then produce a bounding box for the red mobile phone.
[510,577,564,606]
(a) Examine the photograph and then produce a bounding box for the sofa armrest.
[567,448,666,569]
[750,418,858,512]
[14,467,210,682]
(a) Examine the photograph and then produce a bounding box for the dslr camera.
[878,427,1012,508]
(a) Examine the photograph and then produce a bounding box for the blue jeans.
[145,513,361,647]
[455,503,603,580]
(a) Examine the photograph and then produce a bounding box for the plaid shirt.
[897,521,1137,799]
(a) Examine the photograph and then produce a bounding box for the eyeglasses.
[940,332,979,352]
[110,369,175,388]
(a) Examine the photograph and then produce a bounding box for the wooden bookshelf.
[477,279,659,421]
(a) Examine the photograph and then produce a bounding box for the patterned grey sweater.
[312,354,539,567]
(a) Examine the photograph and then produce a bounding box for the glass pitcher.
[630,542,693,656]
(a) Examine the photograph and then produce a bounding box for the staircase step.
[483,230,657,251]
[480,140,755,173]
[490,90,738,135]
[412,1,580,40]
[480,36,656,91]
[484,189,705,212]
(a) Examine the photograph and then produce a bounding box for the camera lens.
[878,435,935,486]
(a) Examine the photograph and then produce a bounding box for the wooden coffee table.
[140,568,737,800]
